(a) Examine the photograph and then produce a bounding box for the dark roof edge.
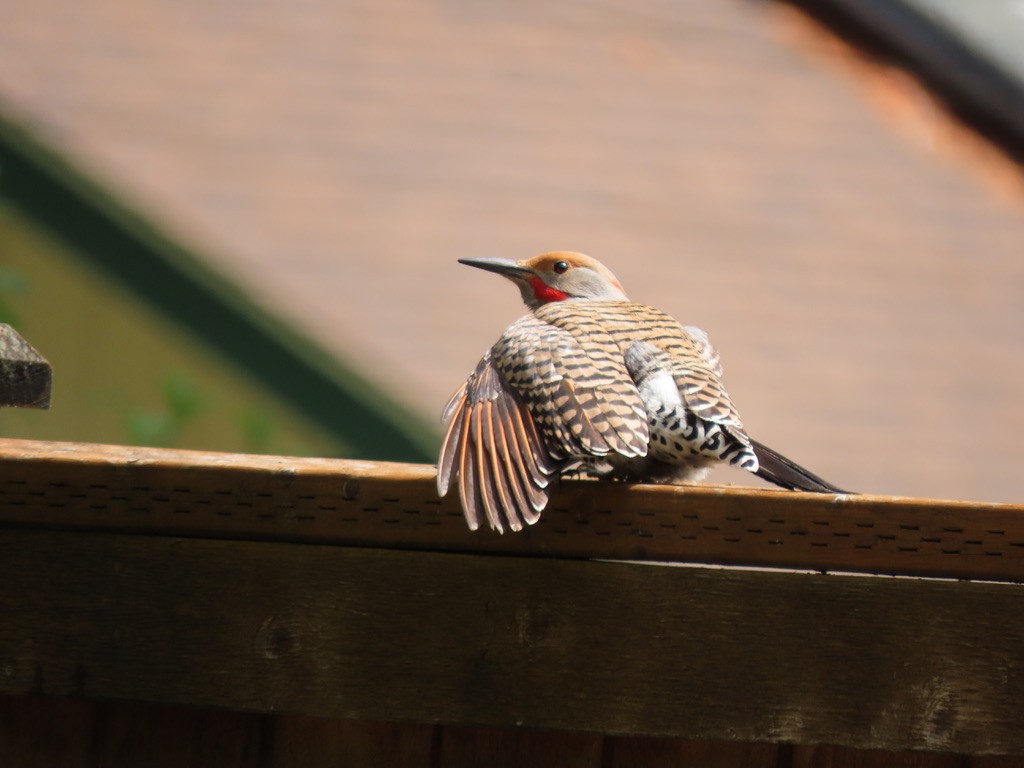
[0,111,439,462]
[813,0,1024,147]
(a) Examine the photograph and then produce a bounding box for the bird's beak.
[458,258,534,281]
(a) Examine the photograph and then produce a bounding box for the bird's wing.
[674,362,745,429]
[672,327,747,430]
[626,330,747,433]
[437,314,649,533]
[437,355,558,533]
[624,333,757,475]
[682,325,722,378]
[495,315,650,460]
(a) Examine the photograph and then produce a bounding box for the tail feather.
[750,439,851,494]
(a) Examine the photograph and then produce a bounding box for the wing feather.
[494,316,648,461]
[482,400,523,532]
[470,401,504,532]
[438,310,652,532]
[500,396,549,524]
[437,387,467,496]
[441,380,468,424]
[455,403,480,531]
[492,394,541,516]
[439,352,561,532]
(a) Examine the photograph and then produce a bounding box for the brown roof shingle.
[1,0,1022,502]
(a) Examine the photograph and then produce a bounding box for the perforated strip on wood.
[0,438,1022,581]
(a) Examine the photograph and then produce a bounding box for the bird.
[437,251,849,533]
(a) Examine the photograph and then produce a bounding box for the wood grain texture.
[4,697,1024,767]
[91,703,261,768]
[0,529,1023,755]
[0,695,97,768]
[436,724,603,768]
[603,735,779,767]
[0,696,261,768]
[265,715,437,768]
[971,758,1024,768]
[0,326,51,408]
[790,744,966,767]
[1,438,1022,582]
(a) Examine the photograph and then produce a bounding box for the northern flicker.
[438,251,848,533]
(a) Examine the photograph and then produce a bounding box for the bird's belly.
[584,451,714,484]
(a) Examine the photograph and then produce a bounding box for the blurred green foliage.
[125,371,204,447]
[0,268,28,326]
[0,204,342,456]
[122,371,293,454]
[238,408,277,454]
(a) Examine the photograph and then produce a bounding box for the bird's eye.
[553,260,570,274]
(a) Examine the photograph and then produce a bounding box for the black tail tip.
[750,439,853,495]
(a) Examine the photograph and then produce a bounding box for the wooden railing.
[0,438,1022,766]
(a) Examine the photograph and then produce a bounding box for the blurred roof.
[829,0,1024,140]
[0,0,1022,502]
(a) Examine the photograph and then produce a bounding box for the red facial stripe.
[529,276,571,303]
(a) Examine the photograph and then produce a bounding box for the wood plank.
[265,715,436,768]
[0,326,50,408]
[0,529,1022,755]
[970,758,1024,768]
[91,701,261,768]
[602,735,779,767]
[0,438,1023,582]
[0,696,261,768]
[0,695,97,768]
[790,744,966,767]
[436,724,603,768]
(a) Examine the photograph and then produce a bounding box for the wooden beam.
[0,326,50,408]
[0,528,1021,755]
[0,439,1022,581]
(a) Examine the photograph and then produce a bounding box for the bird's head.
[458,251,628,310]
